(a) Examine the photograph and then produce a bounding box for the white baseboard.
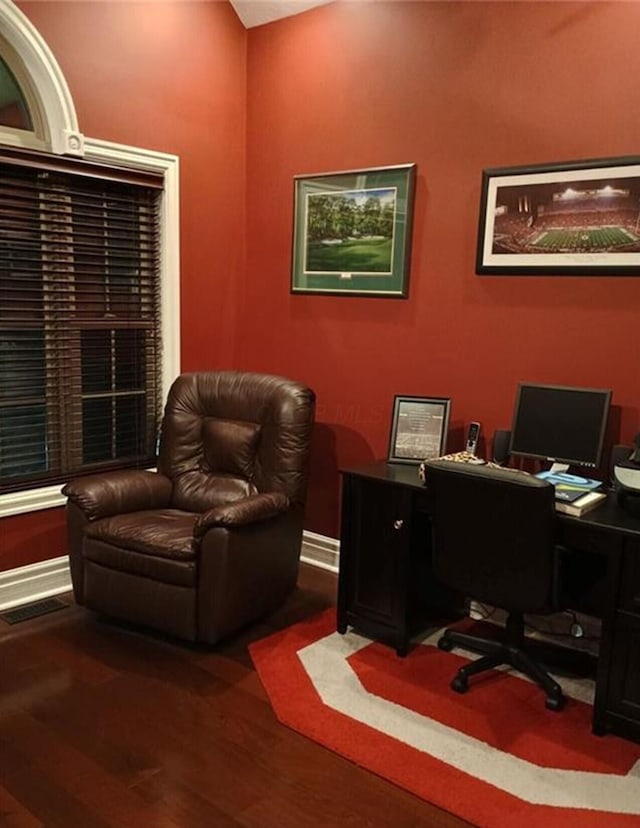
[0,532,601,655]
[0,555,72,611]
[0,531,340,612]
[2,539,600,653]
[301,530,340,573]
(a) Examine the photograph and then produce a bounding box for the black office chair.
[423,459,565,711]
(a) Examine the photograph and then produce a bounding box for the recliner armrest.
[62,470,173,520]
[194,492,290,537]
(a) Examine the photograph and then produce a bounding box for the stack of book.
[535,470,607,516]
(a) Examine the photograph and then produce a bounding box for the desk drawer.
[560,523,619,558]
[619,540,640,614]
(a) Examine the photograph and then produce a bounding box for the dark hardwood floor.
[0,564,475,828]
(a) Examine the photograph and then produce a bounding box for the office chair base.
[438,625,565,712]
[451,675,468,693]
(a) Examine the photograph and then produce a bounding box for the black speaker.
[609,444,633,486]
[492,429,512,466]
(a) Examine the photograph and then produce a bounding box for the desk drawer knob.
[393,519,404,530]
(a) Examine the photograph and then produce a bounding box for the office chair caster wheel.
[545,695,564,712]
[438,636,454,652]
[451,675,468,694]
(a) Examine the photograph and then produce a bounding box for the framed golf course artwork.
[291,164,416,296]
[476,156,640,275]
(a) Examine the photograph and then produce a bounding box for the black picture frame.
[476,156,640,275]
[291,164,416,296]
[387,395,451,465]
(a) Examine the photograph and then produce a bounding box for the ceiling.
[229,0,333,28]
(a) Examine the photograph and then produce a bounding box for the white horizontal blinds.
[0,148,163,494]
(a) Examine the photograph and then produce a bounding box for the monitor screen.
[509,383,611,469]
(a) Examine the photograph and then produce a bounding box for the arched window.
[0,0,180,517]
[0,53,33,131]
[0,2,83,155]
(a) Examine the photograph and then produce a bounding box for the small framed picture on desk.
[388,395,451,464]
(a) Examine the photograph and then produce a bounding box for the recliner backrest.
[425,460,557,614]
[158,372,315,513]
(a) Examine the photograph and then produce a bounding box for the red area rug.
[250,609,640,828]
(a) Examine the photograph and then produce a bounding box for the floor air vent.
[0,597,68,625]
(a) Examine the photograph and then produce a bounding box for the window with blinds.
[0,148,163,495]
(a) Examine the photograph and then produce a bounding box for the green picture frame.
[291,164,416,297]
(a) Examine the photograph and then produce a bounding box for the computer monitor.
[509,383,611,470]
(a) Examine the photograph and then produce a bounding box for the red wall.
[3,1,640,571]
[1,0,247,570]
[241,1,640,537]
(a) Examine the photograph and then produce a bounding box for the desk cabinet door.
[341,476,412,631]
[606,541,640,724]
[618,540,640,613]
[607,612,640,722]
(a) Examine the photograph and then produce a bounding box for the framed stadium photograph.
[387,395,451,465]
[476,156,640,275]
[291,164,416,296]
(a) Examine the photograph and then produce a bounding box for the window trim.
[0,137,180,517]
[0,1,180,516]
[0,0,84,155]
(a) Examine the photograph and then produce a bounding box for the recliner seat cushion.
[84,539,197,588]
[86,509,198,560]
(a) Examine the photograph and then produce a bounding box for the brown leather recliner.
[63,371,316,644]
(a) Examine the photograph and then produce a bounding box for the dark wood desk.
[337,461,640,743]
